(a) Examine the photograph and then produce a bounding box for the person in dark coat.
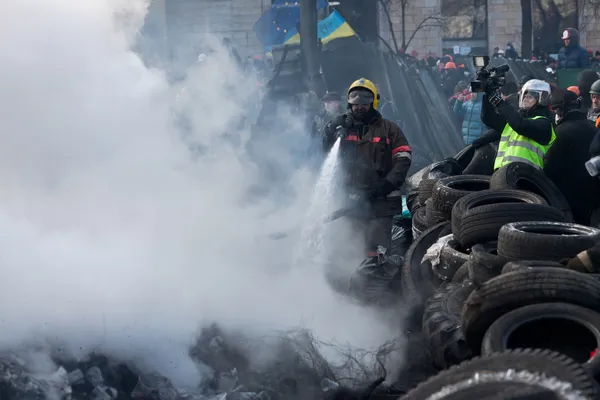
[323,78,411,262]
[557,28,590,69]
[577,69,600,114]
[544,88,600,225]
[591,129,600,157]
[505,42,518,60]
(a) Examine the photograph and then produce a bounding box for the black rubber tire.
[451,189,565,248]
[425,198,447,227]
[402,222,449,303]
[433,238,470,282]
[501,260,566,274]
[498,221,600,261]
[481,302,600,375]
[399,349,598,399]
[461,267,600,354]
[418,178,437,205]
[412,206,428,236]
[490,162,573,221]
[461,143,497,176]
[431,175,490,216]
[467,243,506,287]
[453,144,475,170]
[451,262,470,283]
[437,223,453,239]
[422,281,475,369]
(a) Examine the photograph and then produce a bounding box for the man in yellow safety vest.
[471,79,555,170]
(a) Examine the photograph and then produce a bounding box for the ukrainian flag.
[282,10,357,46]
[253,0,328,48]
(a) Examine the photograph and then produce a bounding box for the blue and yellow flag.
[253,0,328,47]
[282,10,357,46]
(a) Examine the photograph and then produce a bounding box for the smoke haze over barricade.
[0,0,405,389]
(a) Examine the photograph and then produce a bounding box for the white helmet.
[519,79,551,109]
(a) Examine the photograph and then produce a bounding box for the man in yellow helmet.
[322,78,412,260]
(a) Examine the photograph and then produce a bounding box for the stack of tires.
[400,160,600,399]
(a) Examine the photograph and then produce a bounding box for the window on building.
[441,0,487,40]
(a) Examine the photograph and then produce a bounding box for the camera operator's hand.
[487,90,504,108]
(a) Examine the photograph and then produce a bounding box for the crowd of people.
[308,66,600,271]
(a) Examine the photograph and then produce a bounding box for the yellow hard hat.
[348,78,380,109]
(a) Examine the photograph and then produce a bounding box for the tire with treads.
[451,189,565,248]
[431,175,490,216]
[411,206,427,238]
[425,198,447,227]
[461,267,600,354]
[501,260,566,274]
[422,281,475,369]
[418,179,437,205]
[467,243,506,287]
[490,161,573,221]
[461,143,497,176]
[437,223,452,239]
[481,302,600,375]
[398,349,598,400]
[402,222,449,303]
[453,144,475,170]
[498,221,600,261]
[433,238,470,282]
[451,262,470,283]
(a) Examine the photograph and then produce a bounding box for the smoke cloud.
[0,0,404,388]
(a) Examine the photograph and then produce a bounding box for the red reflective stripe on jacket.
[371,137,390,144]
[344,135,359,141]
[392,145,411,155]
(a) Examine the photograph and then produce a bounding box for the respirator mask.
[586,156,600,177]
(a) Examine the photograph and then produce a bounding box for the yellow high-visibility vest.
[494,116,555,170]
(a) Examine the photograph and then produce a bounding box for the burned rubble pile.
[0,325,393,400]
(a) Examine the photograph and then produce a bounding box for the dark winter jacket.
[479,95,554,147]
[558,44,590,69]
[453,96,489,145]
[505,93,519,109]
[323,111,412,193]
[591,130,600,157]
[543,111,600,225]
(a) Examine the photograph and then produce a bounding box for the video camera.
[470,56,510,93]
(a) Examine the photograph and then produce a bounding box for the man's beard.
[352,110,368,120]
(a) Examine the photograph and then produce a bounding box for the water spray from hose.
[293,138,342,266]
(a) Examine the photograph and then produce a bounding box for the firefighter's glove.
[368,179,396,200]
[336,126,349,139]
[487,90,504,108]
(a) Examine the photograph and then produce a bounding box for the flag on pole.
[282,10,357,46]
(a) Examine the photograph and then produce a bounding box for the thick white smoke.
[0,0,404,388]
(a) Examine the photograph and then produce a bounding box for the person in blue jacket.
[453,91,489,145]
[557,28,590,69]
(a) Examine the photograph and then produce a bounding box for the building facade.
[145,0,600,60]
